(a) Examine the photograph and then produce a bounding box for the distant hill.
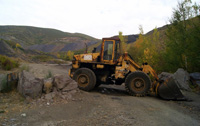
[0,38,49,62]
[0,26,99,52]
[111,34,139,44]
[87,34,139,53]
[0,25,168,55]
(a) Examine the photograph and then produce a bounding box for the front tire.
[125,71,151,96]
[73,68,96,91]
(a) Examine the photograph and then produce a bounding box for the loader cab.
[101,38,121,64]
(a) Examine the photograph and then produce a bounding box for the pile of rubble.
[16,71,78,103]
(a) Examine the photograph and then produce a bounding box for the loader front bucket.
[157,77,186,100]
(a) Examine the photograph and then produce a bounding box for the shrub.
[0,55,19,70]
[45,70,53,79]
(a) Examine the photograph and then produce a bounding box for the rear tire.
[73,68,96,91]
[125,71,151,96]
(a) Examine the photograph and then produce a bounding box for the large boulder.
[53,75,77,91]
[190,72,200,86]
[158,68,191,91]
[17,71,43,99]
[62,80,77,92]
[52,75,78,100]
[173,68,191,91]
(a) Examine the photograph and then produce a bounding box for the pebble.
[10,118,17,121]
[21,113,26,117]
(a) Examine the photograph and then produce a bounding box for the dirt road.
[1,63,200,126]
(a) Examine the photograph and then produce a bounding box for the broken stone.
[61,95,66,99]
[21,113,26,117]
[190,72,200,80]
[62,80,77,92]
[52,87,58,93]
[17,71,43,99]
[66,94,72,100]
[45,92,56,100]
[190,72,200,86]
[68,89,77,94]
[10,118,17,121]
[53,75,78,91]
[53,75,69,90]
[173,68,191,91]
[45,93,52,100]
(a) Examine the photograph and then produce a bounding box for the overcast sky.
[0,0,199,39]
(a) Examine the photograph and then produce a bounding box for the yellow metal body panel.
[142,64,159,80]
[72,61,80,69]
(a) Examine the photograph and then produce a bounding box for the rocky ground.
[0,63,200,126]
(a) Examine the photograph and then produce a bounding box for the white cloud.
[0,0,199,38]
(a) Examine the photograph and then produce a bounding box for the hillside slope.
[0,39,16,57]
[0,26,99,52]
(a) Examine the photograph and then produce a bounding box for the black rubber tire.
[125,71,151,96]
[73,68,96,91]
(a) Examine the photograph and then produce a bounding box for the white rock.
[21,113,26,117]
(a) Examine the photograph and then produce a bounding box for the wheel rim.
[77,74,89,87]
[131,77,146,92]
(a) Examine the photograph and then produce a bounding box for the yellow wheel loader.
[69,37,185,100]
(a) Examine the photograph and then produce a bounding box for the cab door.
[101,40,115,63]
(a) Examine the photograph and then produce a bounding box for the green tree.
[128,26,165,72]
[128,25,146,64]
[66,51,74,61]
[57,53,61,58]
[118,31,127,53]
[164,0,200,72]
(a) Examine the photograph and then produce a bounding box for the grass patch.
[0,55,19,70]
[31,55,53,62]
[45,70,53,79]
[20,64,30,72]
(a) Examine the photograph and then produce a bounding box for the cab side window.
[103,41,113,60]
